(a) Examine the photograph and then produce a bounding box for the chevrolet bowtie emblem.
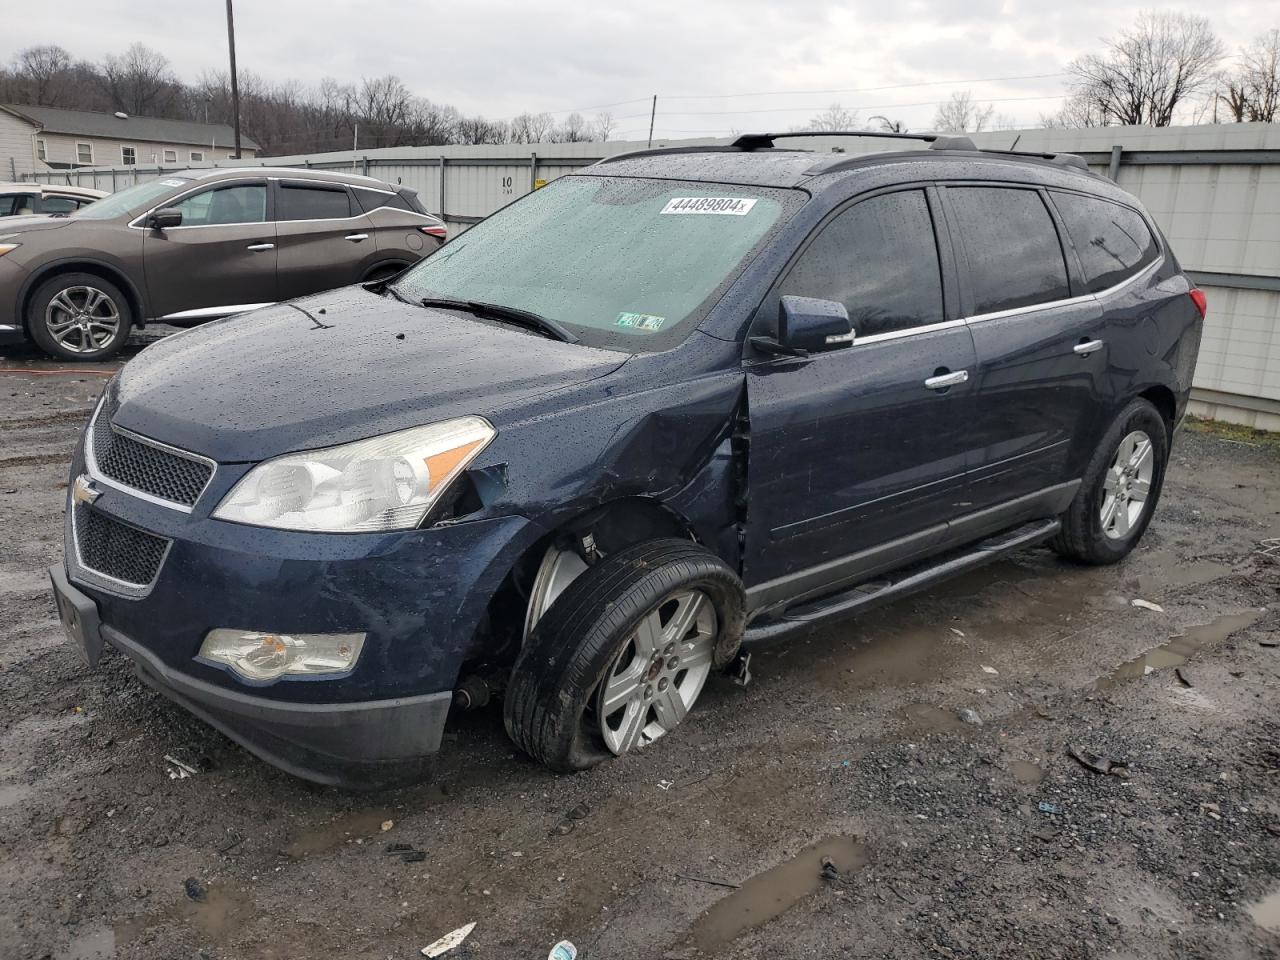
[72,474,101,506]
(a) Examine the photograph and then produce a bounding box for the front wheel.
[1053,398,1170,565]
[27,273,133,362]
[504,539,745,773]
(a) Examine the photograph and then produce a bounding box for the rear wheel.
[504,539,745,772]
[27,272,132,362]
[1053,398,1169,565]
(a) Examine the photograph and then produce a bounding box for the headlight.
[213,417,495,532]
[0,242,20,257]
[199,629,365,681]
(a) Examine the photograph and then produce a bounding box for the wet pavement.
[1,335,1279,959]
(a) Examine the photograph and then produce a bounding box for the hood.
[0,215,74,238]
[111,286,629,462]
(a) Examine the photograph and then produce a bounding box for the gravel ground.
[1,335,1278,960]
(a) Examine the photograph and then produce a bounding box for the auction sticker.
[660,197,758,216]
[616,312,666,331]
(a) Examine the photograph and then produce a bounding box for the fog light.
[198,629,366,682]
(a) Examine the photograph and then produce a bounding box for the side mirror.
[751,296,854,357]
[148,208,182,230]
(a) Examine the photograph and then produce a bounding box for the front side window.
[1051,192,1159,294]
[41,196,80,214]
[392,175,795,352]
[778,189,944,337]
[121,146,136,165]
[171,183,267,226]
[76,142,93,165]
[277,184,351,221]
[946,186,1070,315]
[0,193,37,216]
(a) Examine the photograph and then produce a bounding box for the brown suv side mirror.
[148,208,183,230]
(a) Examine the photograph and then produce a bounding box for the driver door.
[142,179,278,319]
[743,187,976,605]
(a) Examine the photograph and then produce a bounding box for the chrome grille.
[73,505,170,589]
[89,407,213,509]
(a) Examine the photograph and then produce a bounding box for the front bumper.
[58,427,543,786]
[0,322,24,346]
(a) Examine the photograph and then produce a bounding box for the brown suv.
[0,168,445,360]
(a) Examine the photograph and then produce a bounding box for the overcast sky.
[2,1,1271,139]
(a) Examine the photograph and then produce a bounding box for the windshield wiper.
[418,297,579,344]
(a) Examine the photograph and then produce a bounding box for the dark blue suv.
[49,132,1205,786]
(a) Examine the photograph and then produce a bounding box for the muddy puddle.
[898,703,971,736]
[1008,760,1044,784]
[684,836,866,953]
[1248,888,1280,934]
[279,809,395,858]
[59,884,254,958]
[1095,609,1265,690]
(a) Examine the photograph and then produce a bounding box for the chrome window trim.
[69,501,172,597]
[127,175,407,229]
[845,253,1165,348]
[84,404,217,514]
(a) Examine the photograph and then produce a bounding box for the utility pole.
[647,95,656,148]
[225,0,243,160]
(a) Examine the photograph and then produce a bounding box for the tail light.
[1189,288,1207,319]
[419,224,447,239]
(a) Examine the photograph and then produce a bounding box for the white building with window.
[0,103,257,178]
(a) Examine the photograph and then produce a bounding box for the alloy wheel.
[595,589,717,756]
[1100,429,1154,539]
[45,285,121,355]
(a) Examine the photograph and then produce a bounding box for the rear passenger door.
[943,184,1108,513]
[743,187,977,598]
[273,180,376,299]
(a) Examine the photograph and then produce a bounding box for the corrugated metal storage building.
[24,124,1280,429]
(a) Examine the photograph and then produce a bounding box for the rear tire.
[504,539,745,773]
[27,272,132,362]
[1052,398,1169,565]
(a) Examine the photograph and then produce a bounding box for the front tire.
[27,273,133,361]
[504,539,745,773]
[1053,398,1169,565]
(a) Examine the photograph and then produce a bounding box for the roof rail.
[731,130,978,151]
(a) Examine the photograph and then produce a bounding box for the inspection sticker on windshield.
[660,197,758,216]
[616,312,666,331]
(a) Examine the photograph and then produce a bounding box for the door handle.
[924,369,969,390]
[246,242,275,251]
[344,233,369,242]
[1074,338,1105,356]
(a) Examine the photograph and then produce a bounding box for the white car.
[0,182,107,217]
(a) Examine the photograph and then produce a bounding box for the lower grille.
[73,505,170,589]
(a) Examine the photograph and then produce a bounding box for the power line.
[655,71,1069,101]
[611,93,1067,120]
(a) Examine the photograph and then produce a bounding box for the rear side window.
[779,189,944,337]
[947,187,1070,315]
[41,196,81,214]
[1051,192,1159,294]
[352,187,392,213]
[277,184,352,221]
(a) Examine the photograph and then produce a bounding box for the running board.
[742,518,1061,646]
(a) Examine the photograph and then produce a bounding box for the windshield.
[391,176,795,351]
[72,178,191,220]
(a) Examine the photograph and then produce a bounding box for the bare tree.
[869,115,908,133]
[593,110,616,141]
[1039,92,1106,128]
[101,43,179,116]
[1066,12,1224,126]
[1219,29,1280,122]
[933,91,996,132]
[805,103,859,131]
[12,45,75,105]
[455,116,507,145]
[553,112,592,142]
